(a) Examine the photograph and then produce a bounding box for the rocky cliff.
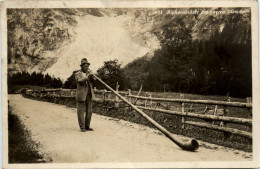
[8,8,251,81]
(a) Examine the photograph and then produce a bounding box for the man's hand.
[87,72,93,77]
[88,73,96,81]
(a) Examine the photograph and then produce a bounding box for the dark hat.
[80,58,90,66]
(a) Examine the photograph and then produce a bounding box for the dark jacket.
[75,70,95,101]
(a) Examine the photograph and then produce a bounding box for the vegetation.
[94,59,131,90]
[124,9,251,98]
[64,59,131,90]
[8,71,63,91]
[63,70,78,89]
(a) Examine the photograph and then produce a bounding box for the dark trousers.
[76,94,92,130]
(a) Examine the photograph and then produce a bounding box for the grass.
[8,105,51,163]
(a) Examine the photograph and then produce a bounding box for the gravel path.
[8,94,252,162]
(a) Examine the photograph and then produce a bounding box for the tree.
[43,73,52,87]
[8,71,63,88]
[145,18,195,92]
[123,54,150,90]
[95,59,130,90]
[50,76,63,88]
[190,13,252,97]
[63,70,78,89]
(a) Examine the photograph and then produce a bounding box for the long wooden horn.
[93,74,199,151]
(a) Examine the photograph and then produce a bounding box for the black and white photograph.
[1,0,259,168]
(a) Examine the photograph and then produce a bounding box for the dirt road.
[8,95,252,162]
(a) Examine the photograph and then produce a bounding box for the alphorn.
[93,74,199,151]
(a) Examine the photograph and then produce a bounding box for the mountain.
[8,9,77,74]
[7,8,161,80]
[8,8,251,83]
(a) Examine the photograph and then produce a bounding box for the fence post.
[223,97,231,140]
[144,93,148,108]
[246,97,252,132]
[212,105,218,125]
[128,89,131,103]
[59,89,62,97]
[103,89,107,101]
[133,84,143,105]
[128,89,131,110]
[221,97,230,127]
[107,92,111,100]
[115,82,119,108]
[180,94,185,129]
[246,97,252,103]
[149,94,153,108]
[166,102,170,110]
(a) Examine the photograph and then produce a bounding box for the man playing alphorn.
[75,58,95,132]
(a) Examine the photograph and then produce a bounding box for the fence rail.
[185,121,252,138]
[127,95,252,108]
[137,106,252,126]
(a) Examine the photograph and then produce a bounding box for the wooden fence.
[126,93,252,139]
[24,88,252,139]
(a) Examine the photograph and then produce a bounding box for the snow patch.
[44,15,153,80]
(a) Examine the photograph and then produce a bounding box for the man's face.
[81,64,89,73]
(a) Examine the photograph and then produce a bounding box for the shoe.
[85,127,94,131]
[81,129,87,132]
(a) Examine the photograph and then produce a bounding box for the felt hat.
[80,58,90,66]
